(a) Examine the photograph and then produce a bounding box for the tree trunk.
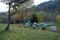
[5,3,11,31]
[5,22,10,31]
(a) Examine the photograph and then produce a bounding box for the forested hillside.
[30,0,60,22]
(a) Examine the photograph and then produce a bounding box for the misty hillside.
[36,0,60,12]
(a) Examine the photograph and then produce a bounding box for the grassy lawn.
[0,23,60,40]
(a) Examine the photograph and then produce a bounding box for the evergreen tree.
[31,14,38,23]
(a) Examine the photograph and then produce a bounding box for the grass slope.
[0,24,60,40]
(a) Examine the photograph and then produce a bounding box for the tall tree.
[1,0,33,31]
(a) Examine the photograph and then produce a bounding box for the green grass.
[0,23,60,40]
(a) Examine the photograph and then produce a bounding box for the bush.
[56,15,60,22]
[35,12,44,22]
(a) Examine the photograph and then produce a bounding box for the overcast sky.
[0,0,49,12]
[33,0,49,5]
[0,2,9,12]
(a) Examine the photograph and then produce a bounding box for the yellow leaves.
[35,12,44,22]
[56,15,60,22]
